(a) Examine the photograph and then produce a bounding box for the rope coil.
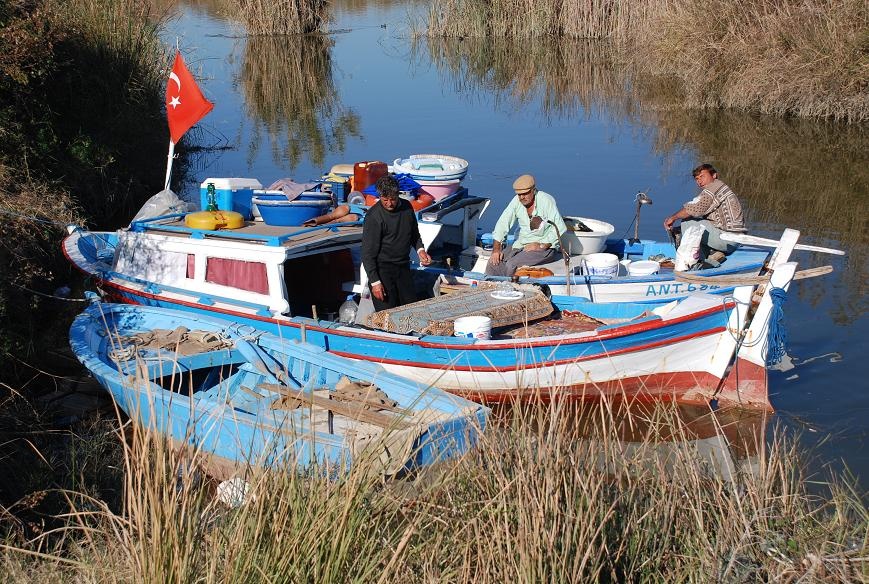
[765,287,788,366]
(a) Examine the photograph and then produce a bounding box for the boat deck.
[132,216,364,249]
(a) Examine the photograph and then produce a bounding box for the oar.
[674,265,833,286]
[720,233,845,256]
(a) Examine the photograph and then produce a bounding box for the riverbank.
[1,402,865,582]
[424,0,869,122]
[0,0,171,367]
[0,0,175,543]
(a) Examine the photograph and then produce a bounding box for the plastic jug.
[338,294,358,323]
[353,161,388,193]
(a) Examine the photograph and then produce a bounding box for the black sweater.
[361,199,424,284]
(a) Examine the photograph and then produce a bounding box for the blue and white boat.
[69,302,488,478]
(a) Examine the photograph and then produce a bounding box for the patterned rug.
[365,282,553,335]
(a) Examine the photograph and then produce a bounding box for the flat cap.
[512,174,536,193]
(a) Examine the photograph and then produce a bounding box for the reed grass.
[423,0,868,123]
[1,398,865,582]
[224,0,331,35]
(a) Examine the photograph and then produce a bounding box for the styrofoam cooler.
[200,178,262,219]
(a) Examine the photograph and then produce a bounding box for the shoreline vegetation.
[0,0,866,580]
[1,400,867,582]
[424,0,869,123]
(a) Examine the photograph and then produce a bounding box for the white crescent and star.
[168,71,182,109]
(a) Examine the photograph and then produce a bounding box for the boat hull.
[70,303,489,477]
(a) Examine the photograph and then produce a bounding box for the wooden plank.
[259,383,413,430]
[721,232,845,255]
[674,265,832,286]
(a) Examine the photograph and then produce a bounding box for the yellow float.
[184,210,245,230]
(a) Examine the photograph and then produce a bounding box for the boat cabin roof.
[129,214,363,249]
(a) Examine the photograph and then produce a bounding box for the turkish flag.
[165,52,214,144]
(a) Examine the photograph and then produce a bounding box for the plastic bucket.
[453,315,492,340]
[581,253,619,277]
[628,260,660,277]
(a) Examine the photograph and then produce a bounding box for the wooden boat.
[419,223,799,304]
[69,302,488,478]
[66,226,801,410]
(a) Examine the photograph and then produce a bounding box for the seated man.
[485,174,568,277]
[663,163,747,270]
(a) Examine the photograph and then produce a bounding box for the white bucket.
[628,260,661,277]
[453,315,492,340]
[581,253,619,277]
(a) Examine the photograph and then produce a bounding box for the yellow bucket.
[184,210,245,230]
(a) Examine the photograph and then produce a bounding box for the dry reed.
[424,0,869,122]
[1,398,865,582]
[224,0,331,35]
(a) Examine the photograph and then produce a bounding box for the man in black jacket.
[361,175,432,311]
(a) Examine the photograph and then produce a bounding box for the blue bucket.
[253,197,330,226]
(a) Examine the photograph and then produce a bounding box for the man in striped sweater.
[664,164,747,269]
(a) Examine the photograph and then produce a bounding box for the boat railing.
[100,269,275,317]
[128,213,364,247]
[418,192,485,222]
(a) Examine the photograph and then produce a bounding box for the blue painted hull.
[70,303,488,478]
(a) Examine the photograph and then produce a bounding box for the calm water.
[165,1,868,486]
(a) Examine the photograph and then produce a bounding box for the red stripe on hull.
[439,362,770,411]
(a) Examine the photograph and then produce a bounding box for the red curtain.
[205,257,268,295]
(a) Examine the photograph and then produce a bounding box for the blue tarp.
[361,173,422,196]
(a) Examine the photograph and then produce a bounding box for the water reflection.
[423,34,867,317]
[496,402,768,484]
[239,35,361,170]
[422,35,633,121]
[638,107,869,317]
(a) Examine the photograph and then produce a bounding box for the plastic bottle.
[347,191,366,206]
[205,182,218,211]
[338,294,358,323]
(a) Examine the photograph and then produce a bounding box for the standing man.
[485,174,568,277]
[361,175,432,311]
[664,163,747,269]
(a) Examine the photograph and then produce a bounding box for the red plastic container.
[353,161,388,193]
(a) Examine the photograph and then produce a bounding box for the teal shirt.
[491,190,568,249]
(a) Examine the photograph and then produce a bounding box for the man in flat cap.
[485,174,568,277]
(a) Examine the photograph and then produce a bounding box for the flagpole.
[164,140,175,191]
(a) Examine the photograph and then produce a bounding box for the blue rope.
[766,287,788,366]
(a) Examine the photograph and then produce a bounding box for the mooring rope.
[765,287,788,366]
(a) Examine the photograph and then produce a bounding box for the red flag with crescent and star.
[165,52,214,144]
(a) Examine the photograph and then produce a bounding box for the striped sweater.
[682,179,747,232]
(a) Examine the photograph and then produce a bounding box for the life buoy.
[411,192,435,211]
[184,210,245,230]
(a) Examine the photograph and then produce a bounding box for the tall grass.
[2,400,866,582]
[0,0,172,369]
[424,0,869,122]
[225,0,331,35]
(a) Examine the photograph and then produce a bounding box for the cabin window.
[205,257,269,295]
[187,254,195,278]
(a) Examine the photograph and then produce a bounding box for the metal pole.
[164,140,176,191]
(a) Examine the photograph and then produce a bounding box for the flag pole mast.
[164,140,175,191]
